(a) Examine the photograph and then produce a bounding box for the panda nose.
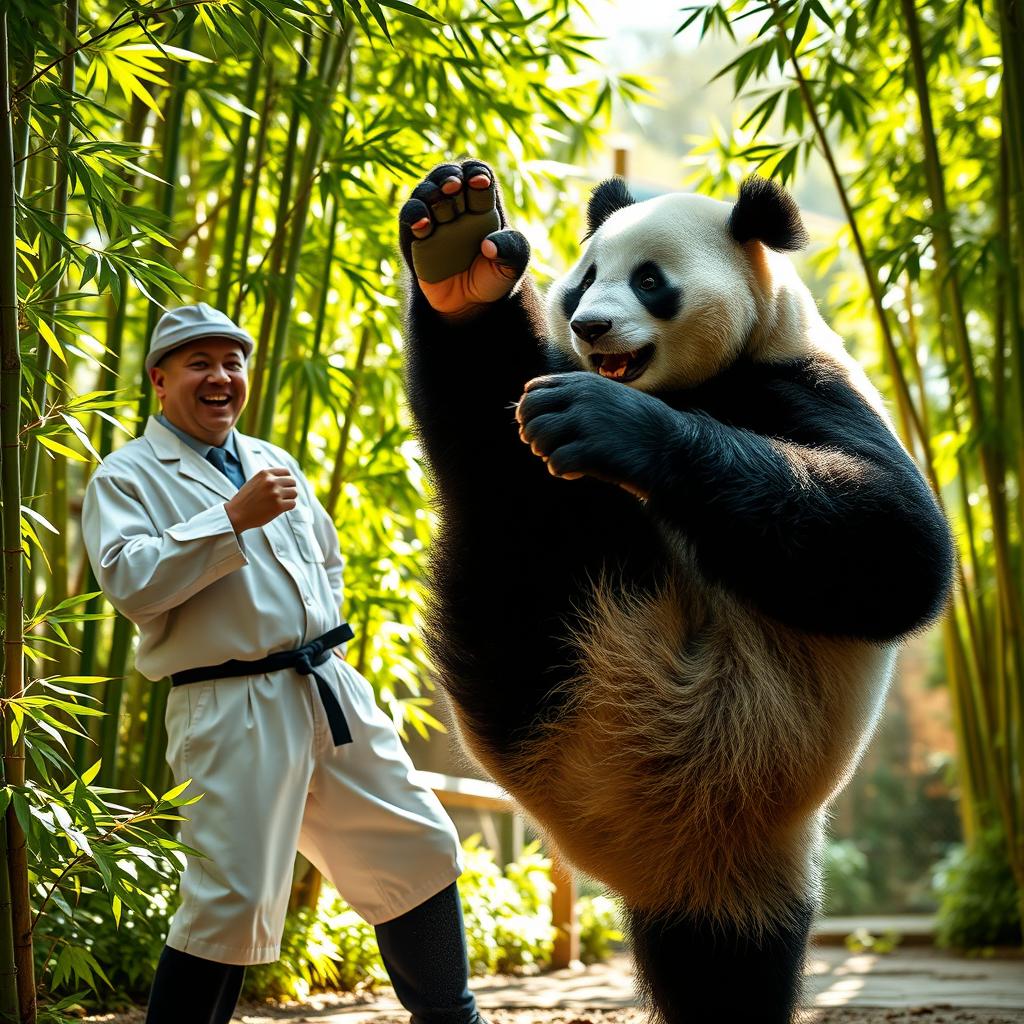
[570,318,613,344]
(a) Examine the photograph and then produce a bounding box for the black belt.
[170,624,356,746]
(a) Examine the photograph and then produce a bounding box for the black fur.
[403,267,953,730]
[628,904,814,1024]
[629,261,681,320]
[517,359,953,641]
[561,263,594,321]
[729,175,809,252]
[587,177,635,238]
[399,168,953,1022]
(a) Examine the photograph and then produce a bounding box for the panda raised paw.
[399,159,530,317]
[516,372,681,499]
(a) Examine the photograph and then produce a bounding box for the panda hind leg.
[625,903,813,1024]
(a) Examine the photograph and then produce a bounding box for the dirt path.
[84,947,1024,1024]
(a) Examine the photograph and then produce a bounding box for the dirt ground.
[83,1007,1024,1024]
[346,1011,1024,1024]
[82,946,1024,1024]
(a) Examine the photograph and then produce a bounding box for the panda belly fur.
[400,167,953,1023]
[436,449,896,929]
[475,568,896,929]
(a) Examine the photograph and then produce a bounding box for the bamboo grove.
[683,0,1024,931]
[0,1,642,1017]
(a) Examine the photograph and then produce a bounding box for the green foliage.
[244,898,385,1002]
[41,836,620,1010]
[34,860,174,1011]
[460,836,556,974]
[821,840,873,916]
[12,667,199,1012]
[934,826,1024,951]
[843,928,901,955]
[577,894,623,965]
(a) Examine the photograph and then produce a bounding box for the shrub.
[460,836,556,974]
[244,896,386,1001]
[933,826,1023,951]
[43,835,629,1009]
[577,895,624,964]
[821,839,874,915]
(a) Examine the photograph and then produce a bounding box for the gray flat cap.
[146,302,255,374]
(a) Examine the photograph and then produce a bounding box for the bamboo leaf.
[20,504,59,535]
[35,317,67,366]
[35,434,91,463]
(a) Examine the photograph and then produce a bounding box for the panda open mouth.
[589,344,655,383]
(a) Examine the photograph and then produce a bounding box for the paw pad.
[400,160,501,284]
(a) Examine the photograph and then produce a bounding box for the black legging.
[374,882,479,1024]
[145,882,479,1024]
[145,945,244,1024]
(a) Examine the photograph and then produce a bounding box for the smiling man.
[81,304,483,1024]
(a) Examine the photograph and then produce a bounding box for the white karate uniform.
[82,416,461,965]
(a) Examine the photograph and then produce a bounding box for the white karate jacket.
[82,417,346,680]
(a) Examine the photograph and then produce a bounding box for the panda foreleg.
[627,903,813,1024]
[399,160,557,494]
[517,367,952,641]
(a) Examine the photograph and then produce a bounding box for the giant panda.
[397,159,953,1024]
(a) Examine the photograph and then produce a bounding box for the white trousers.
[163,655,462,965]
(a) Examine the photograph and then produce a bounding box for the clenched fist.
[225,467,298,533]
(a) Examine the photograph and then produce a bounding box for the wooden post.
[550,853,579,969]
[613,145,629,180]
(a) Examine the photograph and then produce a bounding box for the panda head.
[546,176,810,392]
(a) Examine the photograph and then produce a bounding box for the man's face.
[150,337,248,445]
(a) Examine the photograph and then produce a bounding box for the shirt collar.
[156,413,240,462]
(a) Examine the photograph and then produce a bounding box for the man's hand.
[225,467,298,533]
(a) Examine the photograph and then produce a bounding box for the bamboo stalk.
[232,60,275,323]
[902,0,1024,905]
[98,616,132,787]
[141,21,193,404]
[902,0,1024,644]
[139,681,170,788]
[245,33,312,432]
[21,0,78,510]
[258,21,351,442]
[11,19,34,201]
[325,324,372,517]
[0,10,34,1016]
[76,92,149,764]
[298,198,340,469]
[215,19,265,311]
[0,806,16,1023]
[767,0,928,456]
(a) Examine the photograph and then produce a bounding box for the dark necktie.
[206,446,243,489]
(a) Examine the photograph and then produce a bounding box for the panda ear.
[586,177,636,238]
[729,175,809,252]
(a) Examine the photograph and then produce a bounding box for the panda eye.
[640,275,657,291]
[580,267,595,291]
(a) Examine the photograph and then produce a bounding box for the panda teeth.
[596,354,631,379]
[590,345,655,383]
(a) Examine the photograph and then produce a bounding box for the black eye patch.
[561,263,596,321]
[630,261,681,320]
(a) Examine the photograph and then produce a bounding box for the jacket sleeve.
[82,469,248,626]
